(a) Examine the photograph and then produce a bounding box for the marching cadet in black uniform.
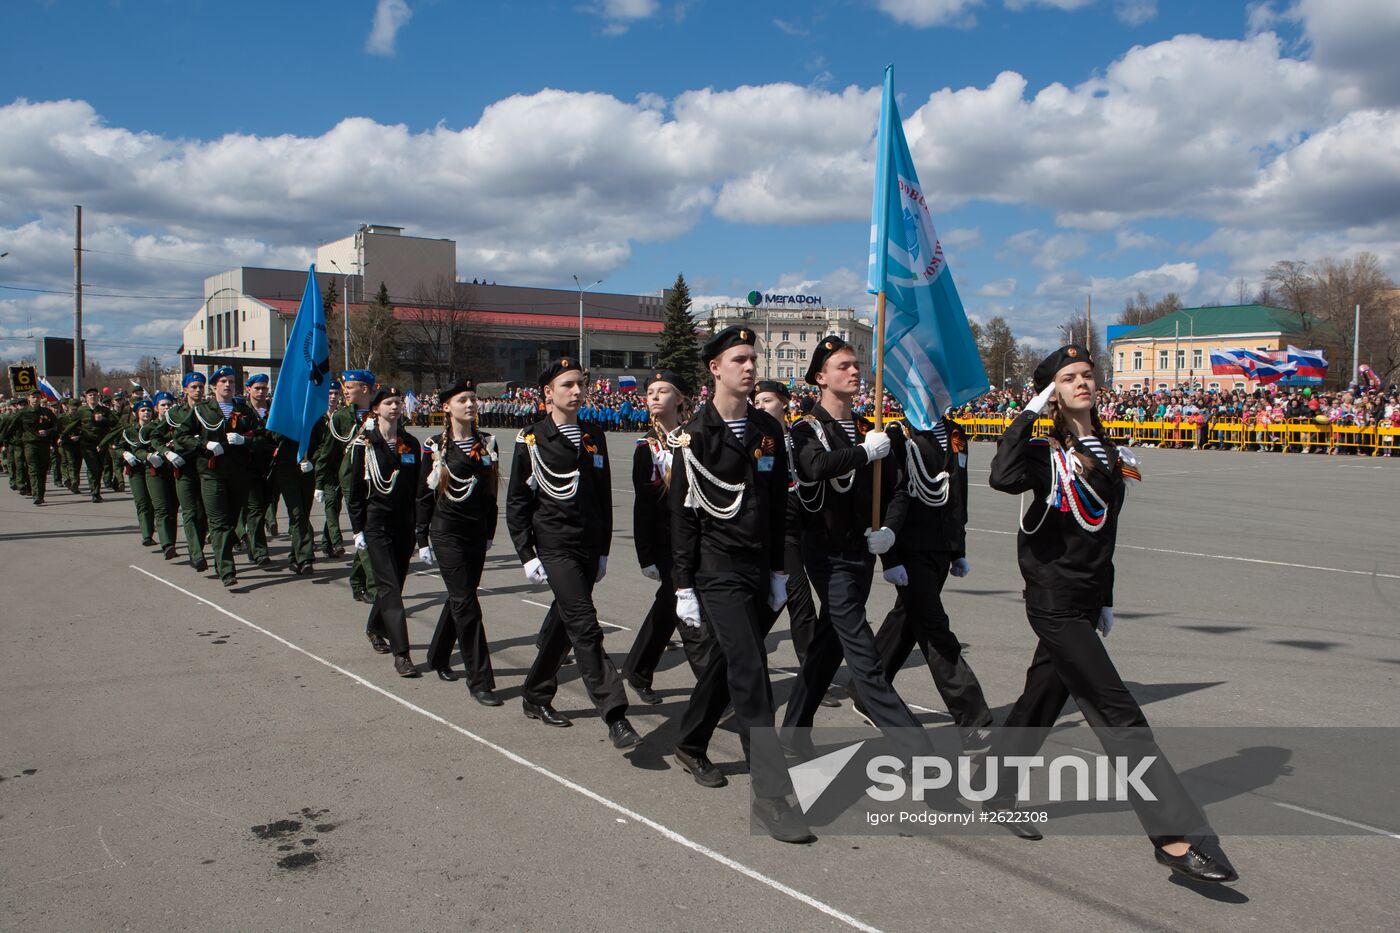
[507,357,641,750]
[417,380,501,705]
[669,326,812,843]
[176,366,259,587]
[750,379,836,707]
[855,412,994,744]
[156,372,210,571]
[781,335,931,760]
[988,344,1237,883]
[319,370,378,602]
[348,385,426,677]
[620,369,712,704]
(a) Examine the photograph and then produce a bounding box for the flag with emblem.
[266,265,332,460]
[867,65,989,430]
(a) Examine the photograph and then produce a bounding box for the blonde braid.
[434,417,453,499]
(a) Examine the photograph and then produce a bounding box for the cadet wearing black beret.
[1032,344,1092,393]
[805,334,852,385]
[538,356,582,388]
[753,379,790,401]
[438,380,476,407]
[646,368,691,396]
[702,325,756,363]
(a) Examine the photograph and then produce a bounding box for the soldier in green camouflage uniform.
[13,390,58,504]
[154,373,211,571]
[318,369,378,603]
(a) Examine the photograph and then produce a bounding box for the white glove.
[146,453,162,468]
[882,565,909,587]
[122,451,140,466]
[299,460,313,473]
[1026,382,1057,415]
[1097,606,1114,637]
[205,441,224,457]
[596,555,608,582]
[524,557,548,584]
[950,557,970,578]
[165,451,185,467]
[640,563,661,581]
[675,588,702,628]
[314,489,324,504]
[354,532,367,551]
[860,430,891,462]
[419,545,434,565]
[865,526,896,555]
[225,432,246,446]
[768,571,789,611]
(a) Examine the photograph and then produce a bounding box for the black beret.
[369,385,403,409]
[702,325,757,363]
[645,368,691,396]
[1032,344,1093,393]
[753,379,790,401]
[805,334,852,386]
[539,356,582,387]
[439,380,476,406]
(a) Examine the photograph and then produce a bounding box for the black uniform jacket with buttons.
[886,417,970,562]
[415,430,500,549]
[632,434,671,569]
[506,416,612,563]
[669,401,788,590]
[988,409,1126,610]
[790,403,908,556]
[348,424,424,535]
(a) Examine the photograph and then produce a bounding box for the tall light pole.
[1001,346,1016,388]
[329,260,351,370]
[1179,308,1201,387]
[573,275,602,372]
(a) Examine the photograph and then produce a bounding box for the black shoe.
[163,545,177,560]
[961,726,994,754]
[232,540,245,554]
[140,537,156,547]
[674,747,727,788]
[394,654,421,678]
[255,555,272,568]
[366,630,391,654]
[751,797,815,844]
[331,546,346,559]
[608,718,643,750]
[292,561,313,576]
[472,688,503,707]
[353,589,374,604]
[523,701,571,727]
[322,544,335,559]
[193,557,208,573]
[630,681,663,705]
[779,732,818,761]
[91,493,103,503]
[434,666,459,682]
[1154,844,1238,884]
[221,575,237,588]
[983,803,1043,841]
[819,691,841,708]
[33,498,44,506]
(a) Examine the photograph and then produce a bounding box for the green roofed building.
[1107,304,1338,391]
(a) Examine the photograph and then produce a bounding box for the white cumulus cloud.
[365,0,412,57]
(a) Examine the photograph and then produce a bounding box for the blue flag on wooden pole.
[267,265,331,461]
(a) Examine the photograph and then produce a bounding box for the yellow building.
[1108,304,1335,391]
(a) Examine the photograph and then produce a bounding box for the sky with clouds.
[2,0,1399,367]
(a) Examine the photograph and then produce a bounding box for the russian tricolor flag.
[37,376,60,400]
[618,375,637,392]
[1287,346,1328,380]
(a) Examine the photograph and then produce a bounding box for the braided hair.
[435,409,499,498]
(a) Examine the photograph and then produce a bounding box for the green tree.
[322,278,343,374]
[655,273,704,392]
[349,281,399,379]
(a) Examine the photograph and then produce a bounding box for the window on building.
[1158,350,1169,369]
[1156,382,1168,390]
[1192,349,1203,369]
[1117,352,1124,371]
[626,351,656,369]
[766,349,772,360]
[1176,349,1186,369]
[590,349,625,369]
[251,340,256,351]
[1208,382,1220,389]
[800,332,808,342]
[800,349,807,360]
[1133,351,1142,370]
[782,331,790,341]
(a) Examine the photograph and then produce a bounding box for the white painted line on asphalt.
[968,528,1400,580]
[130,565,882,933]
[520,597,631,631]
[1273,802,1400,840]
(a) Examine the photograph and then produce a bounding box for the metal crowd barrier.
[958,417,1398,455]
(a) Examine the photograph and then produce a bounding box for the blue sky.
[2,0,1398,367]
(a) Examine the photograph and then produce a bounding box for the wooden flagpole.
[871,289,887,530]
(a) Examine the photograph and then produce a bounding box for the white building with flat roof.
[702,301,873,383]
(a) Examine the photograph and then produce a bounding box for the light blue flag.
[867,65,989,430]
[267,265,331,461]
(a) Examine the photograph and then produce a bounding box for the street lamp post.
[1179,308,1201,387]
[329,260,351,371]
[573,275,602,373]
[1001,347,1016,388]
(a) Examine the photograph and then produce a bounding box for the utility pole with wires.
[74,205,83,396]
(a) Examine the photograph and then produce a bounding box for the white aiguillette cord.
[668,425,744,520]
[519,430,579,500]
[905,431,950,507]
[795,418,853,513]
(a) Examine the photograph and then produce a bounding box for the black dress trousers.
[365,514,416,655]
[425,532,494,690]
[621,559,712,691]
[521,547,628,723]
[866,549,993,730]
